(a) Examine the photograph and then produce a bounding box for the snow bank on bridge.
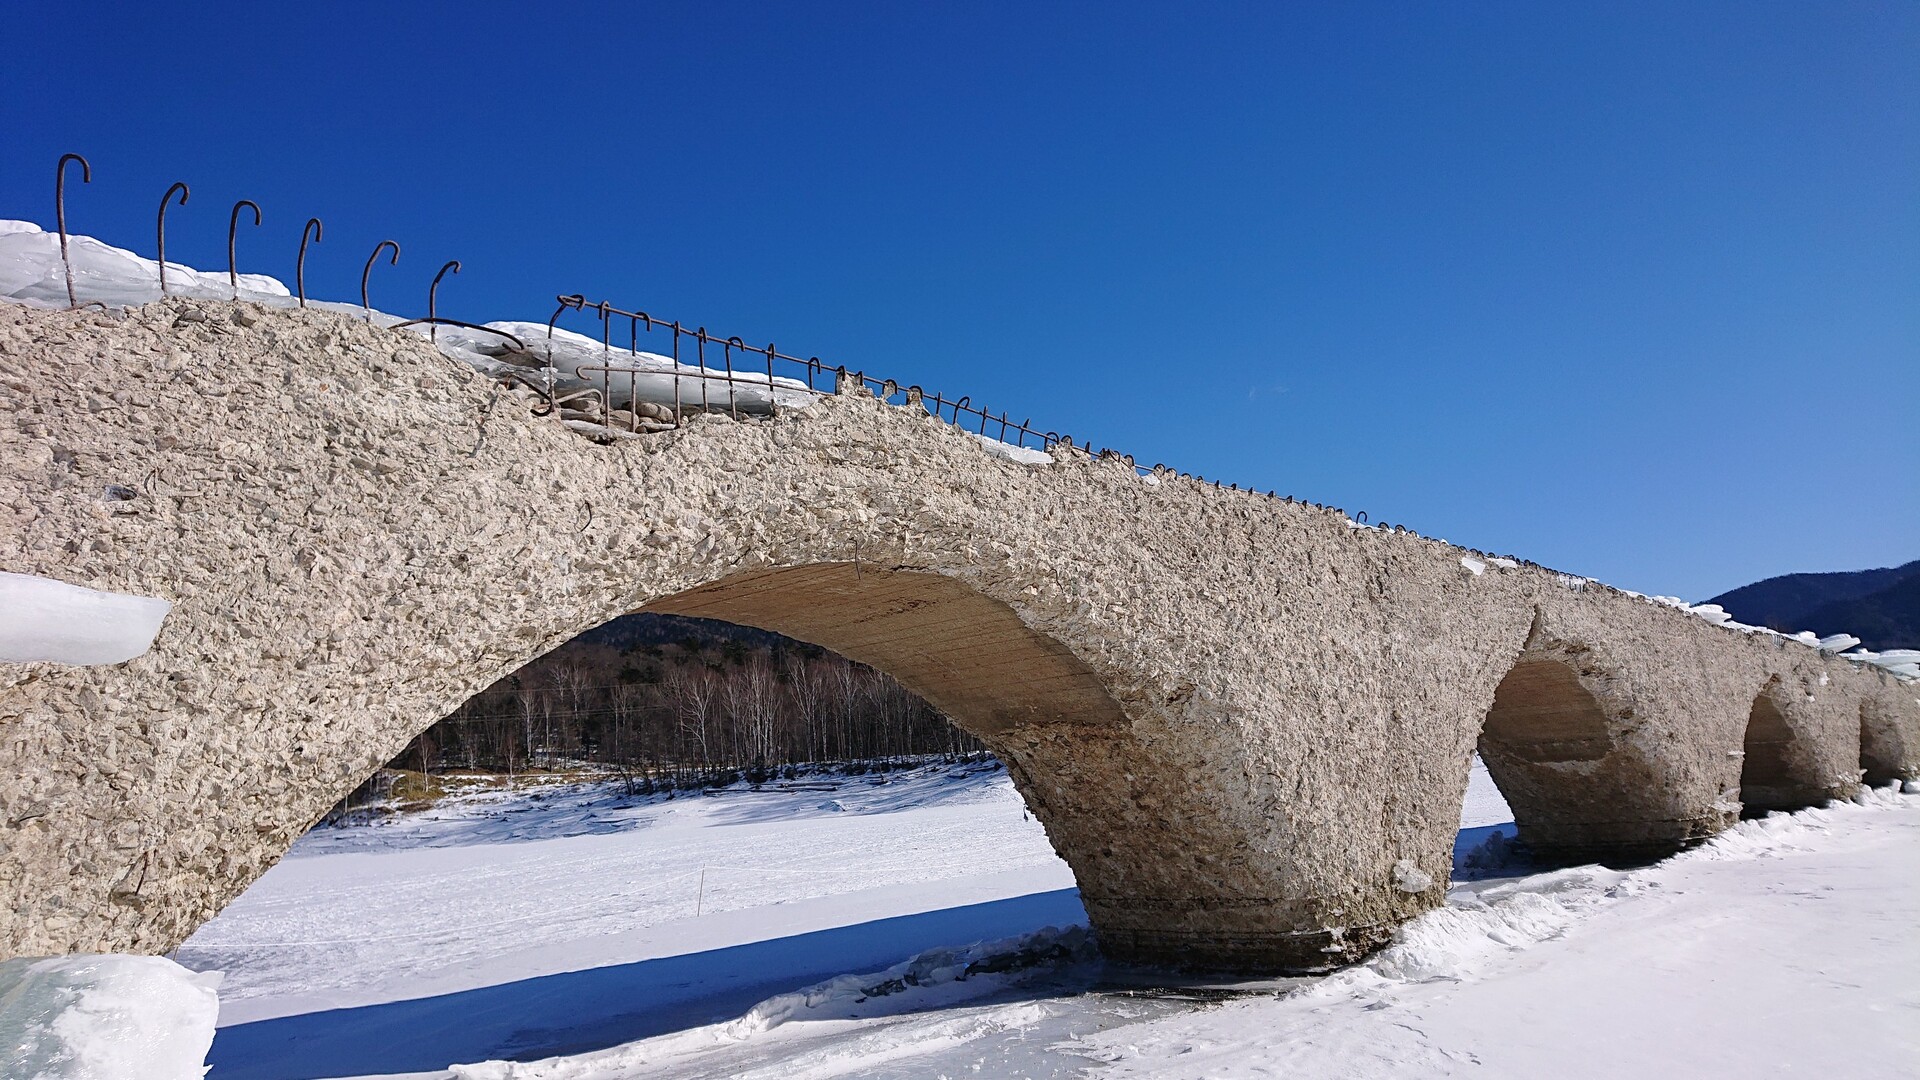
[455,320,819,415]
[0,219,289,307]
[0,571,170,666]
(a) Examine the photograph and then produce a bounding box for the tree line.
[384,615,985,789]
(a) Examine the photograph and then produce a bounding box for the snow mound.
[469,321,817,416]
[1367,866,1625,984]
[970,430,1053,465]
[0,955,220,1080]
[0,220,289,308]
[0,571,170,665]
[1332,784,1914,997]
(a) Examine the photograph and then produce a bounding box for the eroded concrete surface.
[2,300,1914,970]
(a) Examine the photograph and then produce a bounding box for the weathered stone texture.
[1,299,1915,970]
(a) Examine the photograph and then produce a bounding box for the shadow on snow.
[209,817,1528,1079]
[207,888,1090,1080]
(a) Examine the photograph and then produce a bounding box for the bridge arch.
[1860,691,1911,787]
[1739,677,1828,814]
[1472,647,1686,866]
[632,561,1330,971]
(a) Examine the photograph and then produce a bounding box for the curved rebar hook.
[56,153,92,309]
[428,260,461,343]
[724,335,745,418]
[1355,511,1369,525]
[227,200,262,300]
[545,294,585,357]
[296,218,323,308]
[764,341,778,417]
[361,240,400,318]
[156,182,190,296]
[534,294,585,417]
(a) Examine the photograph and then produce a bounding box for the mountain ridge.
[1707,559,1920,652]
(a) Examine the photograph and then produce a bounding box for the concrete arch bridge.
[1,299,1914,971]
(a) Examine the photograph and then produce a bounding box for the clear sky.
[6,2,1915,601]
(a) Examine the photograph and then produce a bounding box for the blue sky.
[6,2,1914,600]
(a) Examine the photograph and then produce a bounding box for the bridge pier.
[1862,687,1919,786]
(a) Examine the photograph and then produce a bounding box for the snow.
[168,759,1920,1080]
[173,760,1509,1078]
[0,954,220,1080]
[1632,595,1915,681]
[1078,786,1920,1080]
[179,761,1080,1077]
[442,925,1099,1080]
[462,322,817,416]
[0,220,289,308]
[0,571,170,665]
[1846,648,1920,681]
[970,431,1054,465]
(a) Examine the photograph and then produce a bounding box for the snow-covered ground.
[1083,787,1920,1080]
[173,766,1920,1080]
[179,760,1085,1077]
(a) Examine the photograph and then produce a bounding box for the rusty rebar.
[694,329,711,413]
[227,200,261,300]
[156,182,190,296]
[296,218,323,308]
[765,342,777,418]
[535,294,586,416]
[361,241,400,318]
[724,336,744,419]
[428,260,461,342]
[389,317,525,350]
[55,153,91,309]
[596,301,613,421]
[539,293,1174,486]
[672,322,685,424]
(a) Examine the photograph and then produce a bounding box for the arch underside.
[1477,655,1706,865]
[642,563,1128,737]
[1740,688,1827,814]
[1859,698,1910,786]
